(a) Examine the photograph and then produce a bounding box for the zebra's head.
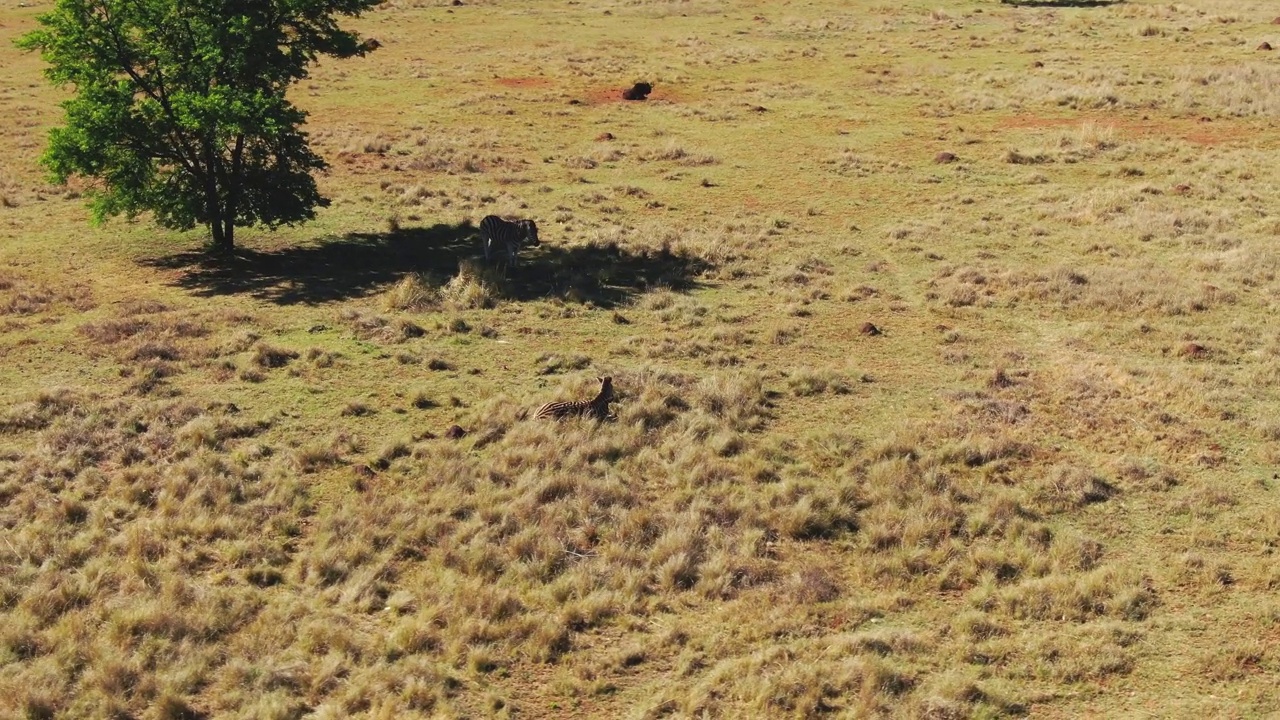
[518,219,540,247]
[596,376,614,400]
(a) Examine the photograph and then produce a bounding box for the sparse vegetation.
[2,0,1279,717]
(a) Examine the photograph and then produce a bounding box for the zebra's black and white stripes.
[480,215,540,271]
[535,376,615,421]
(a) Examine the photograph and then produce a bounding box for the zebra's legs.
[493,242,511,278]
[484,236,510,277]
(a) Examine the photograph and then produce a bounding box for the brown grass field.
[3,0,1280,717]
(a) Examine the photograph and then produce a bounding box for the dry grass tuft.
[440,259,506,310]
[382,272,439,312]
[787,367,857,396]
[252,344,300,369]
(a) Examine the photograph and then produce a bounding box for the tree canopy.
[19,0,381,252]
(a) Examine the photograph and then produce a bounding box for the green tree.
[18,0,381,253]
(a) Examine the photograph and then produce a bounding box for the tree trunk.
[210,214,233,254]
[202,139,233,254]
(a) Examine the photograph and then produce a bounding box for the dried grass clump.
[978,567,1156,622]
[0,388,84,433]
[382,273,441,312]
[639,143,719,166]
[1,279,95,316]
[78,317,152,344]
[688,372,771,433]
[1005,149,1052,165]
[536,353,592,375]
[345,134,393,154]
[439,259,506,310]
[1033,465,1118,512]
[338,308,426,343]
[175,414,272,452]
[251,344,299,369]
[650,643,920,718]
[787,367,856,396]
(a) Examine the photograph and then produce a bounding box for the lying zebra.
[535,376,615,421]
[480,215,540,273]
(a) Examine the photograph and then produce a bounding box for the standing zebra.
[480,215,540,272]
[535,376,615,421]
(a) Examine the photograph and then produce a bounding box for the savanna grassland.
[3,0,1280,717]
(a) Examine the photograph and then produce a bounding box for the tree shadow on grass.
[141,221,708,307]
[142,222,477,305]
[508,240,707,307]
[1000,0,1123,6]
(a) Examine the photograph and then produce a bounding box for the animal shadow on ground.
[142,222,708,307]
[999,0,1123,6]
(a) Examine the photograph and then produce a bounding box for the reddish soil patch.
[995,114,1251,146]
[495,77,552,89]
[583,86,631,105]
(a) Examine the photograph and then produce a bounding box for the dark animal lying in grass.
[622,82,652,101]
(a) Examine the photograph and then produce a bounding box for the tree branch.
[90,0,201,176]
